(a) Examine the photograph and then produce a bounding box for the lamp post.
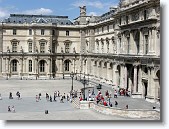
[70,71,74,92]
[80,71,81,81]
[83,75,86,101]
[88,73,89,85]
[76,70,77,80]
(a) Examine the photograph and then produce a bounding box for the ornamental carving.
[131,13,139,21]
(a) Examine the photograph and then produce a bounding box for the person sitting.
[103,101,107,106]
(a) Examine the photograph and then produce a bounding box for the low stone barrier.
[89,102,160,119]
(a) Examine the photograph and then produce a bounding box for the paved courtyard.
[0,79,160,120]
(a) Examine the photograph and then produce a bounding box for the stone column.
[139,30,144,55]
[124,66,128,89]
[130,31,134,54]
[153,77,159,101]
[133,65,138,93]
[138,66,142,93]
[0,28,2,75]
[147,68,151,97]
[115,70,119,88]
[156,30,160,56]
[62,59,64,78]
[49,58,51,78]
[120,65,124,88]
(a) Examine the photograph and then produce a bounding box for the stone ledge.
[89,102,160,119]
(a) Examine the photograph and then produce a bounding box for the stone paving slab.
[0,79,160,120]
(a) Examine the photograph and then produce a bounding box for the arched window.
[64,60,70,71]
[39,60,45,72]
[29,60,32,72]
[12,60,17,72]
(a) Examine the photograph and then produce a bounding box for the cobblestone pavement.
[0,79,160,120]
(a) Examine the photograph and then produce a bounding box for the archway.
[156,70,160,100]
[11,59,19,73]
[64,59,71,72]
[126,64,134,93]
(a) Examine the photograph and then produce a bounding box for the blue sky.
[0,0,119,21]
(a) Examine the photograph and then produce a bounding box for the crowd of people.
[0,86,131,113]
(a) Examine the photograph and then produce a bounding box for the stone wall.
[89,102,160,119]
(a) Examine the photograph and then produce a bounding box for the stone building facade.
[0,0,160,103]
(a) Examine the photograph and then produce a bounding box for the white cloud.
[23,8,53,15]
[88,12,98,16]
[0,7,10,20]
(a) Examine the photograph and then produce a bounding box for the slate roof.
[95,10,115,23]
[2,14,73,25]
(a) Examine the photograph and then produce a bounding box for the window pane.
[29,29,32,35]
[29,60,32,72]
[40,42,45,53]
[28,42,32,52]
[13,29,16,35]
[12,42,17,52]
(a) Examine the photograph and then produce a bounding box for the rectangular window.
[107,26,109,32]
[29,29,32,35]
[126,16,128,24]
[52,41,55,53]
[119,17,121,25]
[12,60,17,72]
[144,10,147,20]
[66,31,69,36]
[29,60,32,72]
[127,37,130,54]
[41,29,45,35]
[52,30,55,35]
[65,43,69,53]
[40,61,45,72]
[28,42,32,53]
[145,35,149,54]
[119,38,121,48]
[12,42,17,52]
[40,42,45,53]
[102,27,104,33]
[97,28,99,34]
[13,29,16,35]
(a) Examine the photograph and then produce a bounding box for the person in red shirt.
[103,101,107,106]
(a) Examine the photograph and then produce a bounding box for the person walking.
[8,106,11,112]
[36,95,39,102]
[0,94,2,100]
[9,92,13,99]
[11,106,15,113]
[50,96,52,102]
[39,93,41,100]
[115,101,118,107]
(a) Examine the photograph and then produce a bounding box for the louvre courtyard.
[0,78,160,120]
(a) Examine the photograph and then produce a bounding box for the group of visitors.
[8,91,21,100]
[8,105,15,113]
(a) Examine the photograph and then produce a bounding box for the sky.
[0,0,119,21]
